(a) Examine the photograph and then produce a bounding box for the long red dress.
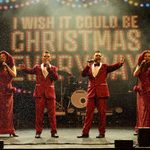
[135,67,150,131]
[0,69,15,134]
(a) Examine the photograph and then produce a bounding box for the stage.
[0,127,146,149]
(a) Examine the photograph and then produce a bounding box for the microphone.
[44,61,50,68]
[87,59,94,63]
[140,60,146,66]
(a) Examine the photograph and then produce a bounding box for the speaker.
[0,141,4,149]
[138,127,150,147]
[114,140,133,148]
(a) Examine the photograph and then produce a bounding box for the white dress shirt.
[92,62,102,77]
[41,63,51,78]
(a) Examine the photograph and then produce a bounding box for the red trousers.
[35,96,57,134]
[82,97,107,135]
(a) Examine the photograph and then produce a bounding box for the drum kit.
[71,90,87,109]
[57,70,88,114]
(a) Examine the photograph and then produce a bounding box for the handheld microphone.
[44,61,50,68]
[87,59,94,63]
[140,60,146,66]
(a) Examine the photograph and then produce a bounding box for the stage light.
[134,2,138,6]
[56,0,110,8]
[16,88,21,93]
[9,5,13,8]
[129,1,133,5]
[20,3,24,7]
[146,3,150,7]
[22,90,27,93]
[14,4,18,8]
[3,5,8,9]
[27,91,32,94]
[0,0,40,10]
[140,4,144,7]
[124,0,150,8]
[115,107,123,113]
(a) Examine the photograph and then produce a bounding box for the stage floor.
[0,127,143,149]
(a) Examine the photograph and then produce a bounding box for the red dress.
[0,69,15,134]
[135,68,150,131]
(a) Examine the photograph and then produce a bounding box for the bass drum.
[71,90,87,109]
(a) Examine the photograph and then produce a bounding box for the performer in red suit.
[20,51,59,138]
[0,51,18,137]
[77,50,124,138]
[133,50,150,134]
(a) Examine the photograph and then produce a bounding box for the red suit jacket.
[82,63,123,98]
[23,64,58,99]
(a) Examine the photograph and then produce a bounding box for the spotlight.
[115,107,123,113]
[146,3,150,7]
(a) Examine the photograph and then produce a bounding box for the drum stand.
[57,77,64,110]
[56,102,63,109]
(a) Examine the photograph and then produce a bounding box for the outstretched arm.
[19,64,36,74]
[107,56,125,73]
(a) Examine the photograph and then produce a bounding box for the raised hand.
[119,56,125,65]
[2,62,8,67]
[140,60,146,67]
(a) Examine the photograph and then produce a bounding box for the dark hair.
[94,50,101,53]
[138,50,150,72]
[0,51,14,68]
[138,50,150,65]
[43,51,50,54]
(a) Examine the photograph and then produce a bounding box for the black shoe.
[77,134,89,138]
[9,133,19,137]
[35,134,41,138]
[96,134,105,138]
[51,133,59,138]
